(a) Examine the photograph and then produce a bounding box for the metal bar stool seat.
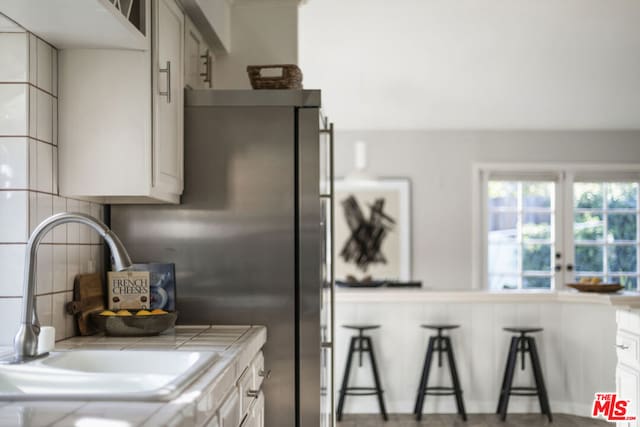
[337,325,388,421]
[414,324,467,421]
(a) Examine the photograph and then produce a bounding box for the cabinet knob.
[616,344,630,350]
[247,389,261,398]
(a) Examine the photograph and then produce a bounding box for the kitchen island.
[0,325,266,427]
[335,288,640,418]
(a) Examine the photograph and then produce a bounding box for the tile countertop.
[335,287,640,308]
[0,325,267,427]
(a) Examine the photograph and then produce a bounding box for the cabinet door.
[184,16,204,89]
[617,364,639,427]
[153,0,184,196]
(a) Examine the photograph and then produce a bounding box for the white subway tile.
[35,141,53,193]
[51,49,58,97]
[52,292,66,341]
[66,244,80,291]
[30,192,52,243]
[28,138,36,189]
[66,199,80,243]
[36,89,53,143]
[0,298,21,345]
[0,33,28,82]
[28,85,36,137]
[36,243,52,295]
[52,244,66,293]
[78,200,91,244]
[0,244,25,296]
[28,34,36,85]
[52,146,58,194]
[36,38,53,94]
[0,191,28,242]
[36,293,52,327]
[79,245,91,274]
[52,196,67,243]
[0,137,28,189]
[0,84,28,135]
[52,98,58,146]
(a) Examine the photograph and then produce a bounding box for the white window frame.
[472,163,640,291]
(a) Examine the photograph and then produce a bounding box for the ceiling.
[299,0,640,130]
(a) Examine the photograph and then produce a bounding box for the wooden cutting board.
[65,273,105,336]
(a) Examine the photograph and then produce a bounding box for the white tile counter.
[0,325,266,427]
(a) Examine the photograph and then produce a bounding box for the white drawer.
[219,389,240,427]
[617,330,640,368]
[618,310,640,334]
[238,366,254,418]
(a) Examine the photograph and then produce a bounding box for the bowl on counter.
[566,283,624,293]
[91,310,178,336]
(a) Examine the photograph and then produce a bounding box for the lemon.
[100,310,117,316]
[136,310,152,316]
[579,277,591,284]
[591,277,602,284]
[116,310,132,316]
[151,309,168,315]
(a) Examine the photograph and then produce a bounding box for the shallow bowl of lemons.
[91,309,178,336]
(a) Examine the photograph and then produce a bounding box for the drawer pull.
[246,389,260,398]
[258,369,271,379]
[617,344,630,350]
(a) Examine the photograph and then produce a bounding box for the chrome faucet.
[13,212,132,362]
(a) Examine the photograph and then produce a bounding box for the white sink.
[0,350,219,401]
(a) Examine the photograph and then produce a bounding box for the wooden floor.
[337,414,609,426]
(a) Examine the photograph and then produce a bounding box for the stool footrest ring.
[342,386,384,397]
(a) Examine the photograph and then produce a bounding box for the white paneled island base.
[335,289,640,418]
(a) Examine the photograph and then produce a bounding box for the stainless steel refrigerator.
[110,90,334,427]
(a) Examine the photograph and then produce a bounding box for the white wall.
[213,0,298,89]
[334,130,640,289]
[299,0,640,129]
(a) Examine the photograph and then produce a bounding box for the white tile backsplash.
[0,84,27,135]
[0,137,28,189]
[0,27,102,342]
[36,243,53,295]
[0,244,25,296]
[36,89,53,143]
[36,38,52,94]
[0,298,21,345]
[0,33,27,82]
[36,293,52,327]
[52,244,67,293]
[35,140,53,192]
[0,191,28,242]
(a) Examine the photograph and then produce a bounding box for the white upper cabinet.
[154,0,184,196]
[59,0,184,204]
[184,15,213,89]
[0,0,148,49]
[178,0,232,54]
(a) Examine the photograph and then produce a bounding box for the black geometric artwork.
[340,195,396,272]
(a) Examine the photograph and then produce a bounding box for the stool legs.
[497,335,552,422]
[415,334,466,421]
[528,337,553,422]
[445,336,467,421]
[365,337,388,421]
[336,337,357,421]
[337,334,388,422]
[413,337,435,418]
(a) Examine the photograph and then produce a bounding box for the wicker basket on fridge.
[246,64,303,90]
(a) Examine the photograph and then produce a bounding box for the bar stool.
[336,325,388,421]
[414,325,467,421]
[497,327,552,422]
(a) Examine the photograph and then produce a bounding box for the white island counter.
[335,288,640,419]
